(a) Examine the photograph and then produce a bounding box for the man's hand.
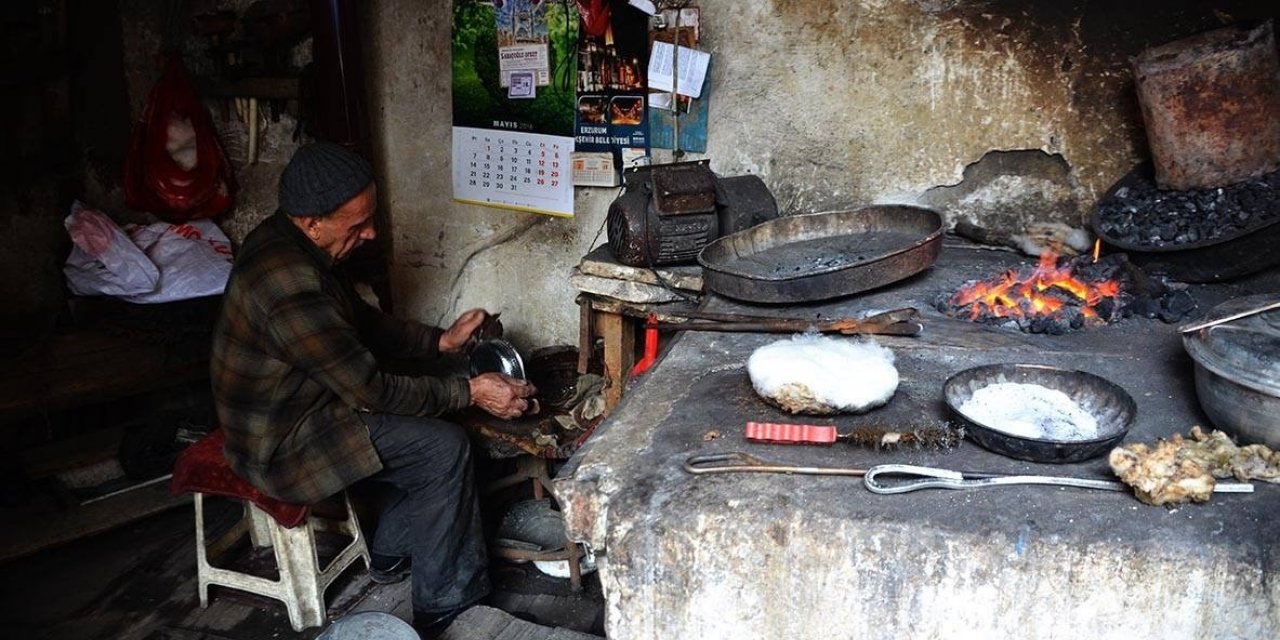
[469,373,538,420]
[439,308,489,353]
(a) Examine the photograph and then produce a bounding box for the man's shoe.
[412,605,468,639]
[368,553,411,585]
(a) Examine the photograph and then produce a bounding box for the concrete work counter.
[553,240,1280,639]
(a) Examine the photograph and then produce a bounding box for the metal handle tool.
[1179,299,1280,333]
[656,307,923,337]
[863,464,1256,495]
[683,452,868,477]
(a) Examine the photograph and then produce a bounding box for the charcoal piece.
[1127,297,1160,319]
[1158,290,1197,323]
[1094,298,1116,320]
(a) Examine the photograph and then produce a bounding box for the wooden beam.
[595,310,635,414]
[0,330,209,419]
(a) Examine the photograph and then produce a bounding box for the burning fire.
[948,249,1123,326]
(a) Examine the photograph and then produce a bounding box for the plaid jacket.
[211,213,470,504]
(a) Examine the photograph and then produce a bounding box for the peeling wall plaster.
[367,1,1277,349]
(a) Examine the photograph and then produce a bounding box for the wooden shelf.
[0,328,210,421]
[193,75,300,99]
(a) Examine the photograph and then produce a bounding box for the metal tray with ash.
[697,205,943,304]
[943,364,1136,464]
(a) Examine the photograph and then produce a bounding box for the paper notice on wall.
[498,44,550,87]
[647,41,709,98]
[572,152,619,187]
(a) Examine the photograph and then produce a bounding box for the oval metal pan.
[697,205,944,304]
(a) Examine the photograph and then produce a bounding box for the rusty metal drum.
[1133,20,1280,190]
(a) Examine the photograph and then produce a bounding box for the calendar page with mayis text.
[452,127,573,217]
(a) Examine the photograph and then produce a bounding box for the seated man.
[211,141,535,635]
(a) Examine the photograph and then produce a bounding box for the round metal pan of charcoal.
[1091,162,1280,282]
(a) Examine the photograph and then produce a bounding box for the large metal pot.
[1182,294,1280,448]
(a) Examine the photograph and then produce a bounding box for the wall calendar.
[451,1,578,217]
[452,127,574,217]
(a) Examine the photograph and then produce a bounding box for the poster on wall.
[451,0,578,217]
[648,6,708,153]
[571,0,651,187]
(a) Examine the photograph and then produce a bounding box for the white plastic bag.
[121,219,232,303]
[63,201,233,303]
[64,202,160,297]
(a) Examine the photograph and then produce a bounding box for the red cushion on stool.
[170,429,309,528]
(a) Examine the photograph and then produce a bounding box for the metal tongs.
[684,451,870,477]
[683,453,1256,495]
[865,464,1255,494]
[656,307,923,337]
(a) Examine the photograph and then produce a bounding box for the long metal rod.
[652,320,922,336]
[1179,299,1280,333]
[654,307,923,336]
[79,473,174,506]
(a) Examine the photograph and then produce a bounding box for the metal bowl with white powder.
[943,364,1136,463]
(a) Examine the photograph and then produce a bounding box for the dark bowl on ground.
[943,364,1136,463]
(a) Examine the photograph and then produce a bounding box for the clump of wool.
[747,333,899,415]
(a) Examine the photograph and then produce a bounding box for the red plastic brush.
[745,421,963,450]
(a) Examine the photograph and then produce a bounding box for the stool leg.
[246,503,275,549]
[267,510,326,631]
[343,492,371,570]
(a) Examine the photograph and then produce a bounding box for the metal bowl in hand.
[469,338,526,380]
[943,364,1136,463]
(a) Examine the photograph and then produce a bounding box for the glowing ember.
[945,250,1126,333]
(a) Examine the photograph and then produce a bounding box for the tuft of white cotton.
[746,333,899,415]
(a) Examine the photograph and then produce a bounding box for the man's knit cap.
[278,142,374,217]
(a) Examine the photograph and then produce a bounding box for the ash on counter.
[1095,165,1280,248]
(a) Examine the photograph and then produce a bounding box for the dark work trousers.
[361,413,490,615]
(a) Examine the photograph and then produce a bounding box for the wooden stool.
[173,431,370,631]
